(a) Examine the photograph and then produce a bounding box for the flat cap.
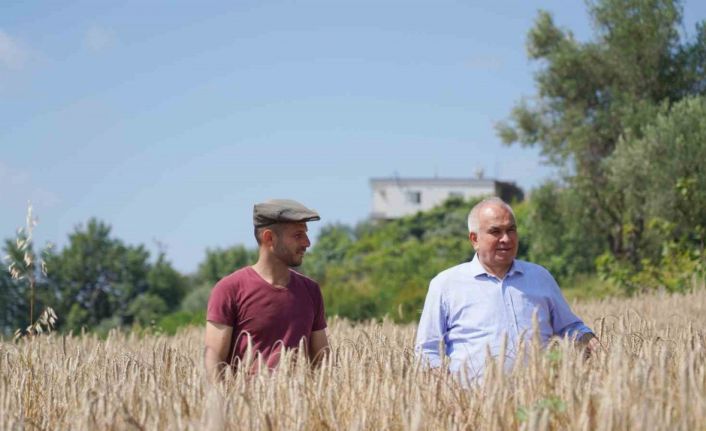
[253,199,320,228]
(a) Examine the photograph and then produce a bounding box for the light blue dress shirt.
[415,255,593,379]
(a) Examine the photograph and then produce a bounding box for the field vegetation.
[2,2,706,428]
[2,286,705,430]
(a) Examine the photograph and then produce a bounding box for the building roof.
[369,177,500,187]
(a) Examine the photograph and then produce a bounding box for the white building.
[369,177,523,220]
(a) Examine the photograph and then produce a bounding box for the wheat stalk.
[0,287,705,430]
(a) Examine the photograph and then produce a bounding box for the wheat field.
[1,288,705,431]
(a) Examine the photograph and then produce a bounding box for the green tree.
[300,224,355,283]
[145,251,188,310]
[597,96,706,291]
[0,254,26,336]
[119,251,191,329]
[2,206,57,338]
[497,0,706,266]
[127,293,168,327]
[46,219,151,331]
[309,197,479,322]
[196,245,256,286]
[608,96,706,246]
[521,183,606,280]
[180,284,212,313]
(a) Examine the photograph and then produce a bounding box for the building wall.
[371,181,496,219]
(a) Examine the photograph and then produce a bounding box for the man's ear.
[261,228,275,245]
[469,232,479,250]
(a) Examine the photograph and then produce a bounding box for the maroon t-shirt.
[207,266,327,369]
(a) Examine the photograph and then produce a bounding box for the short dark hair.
[254,223,284,245]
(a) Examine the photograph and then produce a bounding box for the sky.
[2,0,705,273]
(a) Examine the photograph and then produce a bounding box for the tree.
[300,223,355,283]
[127,293,168,327]
[597,96,706,291]
[520,183,606,280]
[2,205,57,338]
[46,219,150,331]
[121,251,190,328]
[196,245,256,286]
[608,96,706,245]
[497,0,706,265]
[307,197,478,321]
[145,251,188,310]
[0,254,26,336]
[180,284,212,313]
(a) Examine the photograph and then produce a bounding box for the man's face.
[470,204,518,276]
[271,222,311,267]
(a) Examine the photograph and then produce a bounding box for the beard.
[273,241,305,267]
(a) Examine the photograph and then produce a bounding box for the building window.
[406,190,421,204]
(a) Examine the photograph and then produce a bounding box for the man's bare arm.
[309,328,330,367]
[204,321,233,383]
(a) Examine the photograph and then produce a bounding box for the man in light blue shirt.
[415,197,599,380]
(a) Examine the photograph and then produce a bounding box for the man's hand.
[577,332,601,358]
[204,321,233,383]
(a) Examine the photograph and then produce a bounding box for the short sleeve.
[206,279,237,326]
[310,282,327,331]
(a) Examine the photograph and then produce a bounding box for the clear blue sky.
[2,1,705,273]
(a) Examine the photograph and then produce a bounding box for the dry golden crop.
[1,287,705,430]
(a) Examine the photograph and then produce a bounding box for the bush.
[157,310,206,335]
[180,284,212,313]
[304,197,478,322]
[597,240,705,294]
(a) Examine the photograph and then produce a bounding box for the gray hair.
[467,197,515,233]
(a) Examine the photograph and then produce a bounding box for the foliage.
[559,273,620,302]
[44,219,151,331]
[196,245,257,286]
[127,293,169,326]
[147,251,189,309]
[44,219,190,331]
[301,223,355,284]
[0,254,28,336]
[2,216,243,334]
[4,0,705,332]
[597,232,705,294]
[498,0,706,291]
[607,97,706,247]
[2,205,57,339]
[521,182,606,281]
[180,283,212,313]
[301,197,478,322]
[156,309,206,335]
[592,96,706,291]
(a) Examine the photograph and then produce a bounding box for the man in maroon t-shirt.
[204,199,329,381]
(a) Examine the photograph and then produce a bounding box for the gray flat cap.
[253,199,320,227]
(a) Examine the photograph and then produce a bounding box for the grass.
[561,273,621,302]
[1,287,705,430]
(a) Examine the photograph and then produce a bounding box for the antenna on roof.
[474,167,485,180]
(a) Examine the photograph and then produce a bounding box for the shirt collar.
[469,254,524,279]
